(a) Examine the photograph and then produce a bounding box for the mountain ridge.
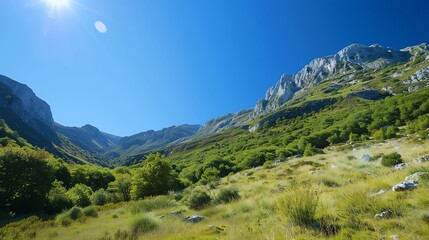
[195,43,426,135]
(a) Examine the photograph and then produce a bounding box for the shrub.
[381,152,403,167]
[46,180,73,213]
[83,206,98,217]
[91,189,110,206]
[216,187,240,203]
[423,213,429,224]
[66,184,93,207]
[68,206,83,220]
[130,196,177,214]
[130,215,158,235]
[275,185,319,226]
[182,188,212,210]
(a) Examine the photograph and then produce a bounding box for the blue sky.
[1,0,428,136]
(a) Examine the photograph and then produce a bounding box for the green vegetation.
[381,152,403,167]
[215,187,240,203]
[130,215,158,235]
[275,185,319,226]
[182,188,212,210]
[1,55,429,239]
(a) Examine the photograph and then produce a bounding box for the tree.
[46,180,73,213]
[131,154,179,199]
[67,184,93,207]
[91,188,111,206]
[0,147,55,213]
[108,174,132,202]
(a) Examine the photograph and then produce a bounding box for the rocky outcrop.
[0,75,55,132]
[194,109,252,136]
[392,180,418,191]
[254,44,411,115]
[196,43,423,137]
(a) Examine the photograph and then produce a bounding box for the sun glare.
[45,0,70,9]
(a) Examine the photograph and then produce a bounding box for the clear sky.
[1,0,428,136]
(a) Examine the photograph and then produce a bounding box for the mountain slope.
[104,124,201,165]
[196,43,424,136]
[56,124,121,153]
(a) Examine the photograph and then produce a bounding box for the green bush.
[130,196,177,214]
[130,215,158,235]
[216,187,240,203]
[46,180,73,213]
[83,206,98,217]
[91,189,110,206]
[66,184,93,207]
[68,206,83,220]
[275,185,319,227]
[182,188,212,210]
[422,213,429,224]
[381,152,403,167]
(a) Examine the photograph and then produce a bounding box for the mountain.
[103,124,201,165]
[56,123,121,153]
[1,43,427,166]
[0,74,202,165]
[196,43,426,135]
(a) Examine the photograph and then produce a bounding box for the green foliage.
[198,167,220,185]
[182,188,212,210]
[303,143,316,157]
[216,187,240,203]
[91,188,111,206]
[130,215,158,235]
[130,196,177,214]
[70,166,115,191]
[66,184,93,207]
[275,185,319,227]
[108,174,132,202]
[131,153,180,200]
[241,151,266,168]
[82,206,98,217]
[381,152,403,167]
[0,146,55,213]
[68,206,83,220]
[46,180,73,213]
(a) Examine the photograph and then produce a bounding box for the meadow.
[2,136,428,240]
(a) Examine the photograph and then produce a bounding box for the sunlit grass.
[2,138,429,239]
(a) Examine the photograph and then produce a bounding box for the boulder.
[360,154,373,162]
[392,180,418,191]
[393,163,409,170]
[404,172,428,181]
[185,215,205,223]
[413,155,429,163]
[274,160,283,165]
[374,210,392,219]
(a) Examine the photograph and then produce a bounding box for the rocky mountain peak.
[0,75,54,131]
[254,43,413,115]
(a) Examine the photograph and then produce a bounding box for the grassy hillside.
[2,137,429,239]
[1,47,429,239]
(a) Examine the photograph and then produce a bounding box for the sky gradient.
[1,0,428,136]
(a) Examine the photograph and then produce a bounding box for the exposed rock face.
[194,109,252,136]
[0,75,54,131]
[196,43,425,136]
[255,44,411,115]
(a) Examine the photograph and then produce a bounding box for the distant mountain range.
[1,43,427,165]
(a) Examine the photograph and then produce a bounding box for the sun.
[44,0,71,9]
